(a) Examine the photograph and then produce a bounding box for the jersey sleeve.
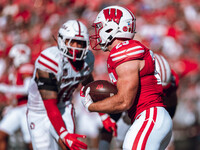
[108,40,147,69]
[35,47,60,76]
[154,54,172,89]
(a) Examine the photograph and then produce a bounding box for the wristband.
[100,113,109,121]
[60,130,68,139]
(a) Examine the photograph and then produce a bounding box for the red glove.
[60,131,87,150]
[99,113,117,137]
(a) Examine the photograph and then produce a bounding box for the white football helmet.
[90,5,136,51]
[9,44,31,68]
[57,20,89,61]
[155,54,172,89]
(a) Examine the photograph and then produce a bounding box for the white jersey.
[27,46,94,112]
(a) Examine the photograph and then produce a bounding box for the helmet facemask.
[90,21,119,52]
[58,33,88,61]
[66,39,87,61]
[57,20,89,61]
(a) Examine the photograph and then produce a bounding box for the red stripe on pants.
[132,109,150,150]
[132,107,157,150]
[141,107,157,149]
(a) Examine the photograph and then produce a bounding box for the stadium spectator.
[0,44,34,150]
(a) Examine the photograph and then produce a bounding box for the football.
[83,80,118,102]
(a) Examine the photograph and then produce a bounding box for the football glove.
[81,87,93,111]
[99,113,117,137]
[60,131,87,150]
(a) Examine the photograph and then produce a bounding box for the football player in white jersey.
[27,20,94,150]
[0,44,34,150]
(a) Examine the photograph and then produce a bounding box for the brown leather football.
[83,80,118,102]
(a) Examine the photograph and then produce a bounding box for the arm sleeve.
[43,99,68,136]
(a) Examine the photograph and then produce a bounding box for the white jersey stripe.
[112,55,127,61]
[126,46,143,52]
[155,54,169,83]
[38,56,58,73]
[110,46,143,57]
[112,50,144,61]
[155,54,171,87]
[155,55,165,81]
[110,50,126,57]
[160,57,167,82]
[126,50,145,56]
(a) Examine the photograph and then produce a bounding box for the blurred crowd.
[0,0,200,150]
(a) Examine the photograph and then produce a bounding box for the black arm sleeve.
[35,73,58,92]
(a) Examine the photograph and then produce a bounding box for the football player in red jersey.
[114,53,179,149]
[27,20,94,150]
[0,44,34,150]
[82,5,173,150]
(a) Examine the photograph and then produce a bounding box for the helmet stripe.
[76,20,84,37]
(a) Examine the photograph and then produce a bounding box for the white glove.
[81,87,93,112]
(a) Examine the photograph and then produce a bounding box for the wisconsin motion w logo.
[103,8,123,24]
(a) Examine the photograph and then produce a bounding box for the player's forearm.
[89,94,131,113]
[0,78,30,94]
[43,99,67,136]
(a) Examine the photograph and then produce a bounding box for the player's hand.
[81,87,93,111]
[99,113,117,137]
[60,131,87,150]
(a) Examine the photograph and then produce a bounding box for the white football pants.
[123,107,172,150]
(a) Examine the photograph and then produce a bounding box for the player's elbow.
[118,99,132,111]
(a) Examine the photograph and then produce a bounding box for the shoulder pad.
[36,46,61,74]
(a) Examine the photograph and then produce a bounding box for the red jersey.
[16,63,34,105]
[107,40,164,121]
